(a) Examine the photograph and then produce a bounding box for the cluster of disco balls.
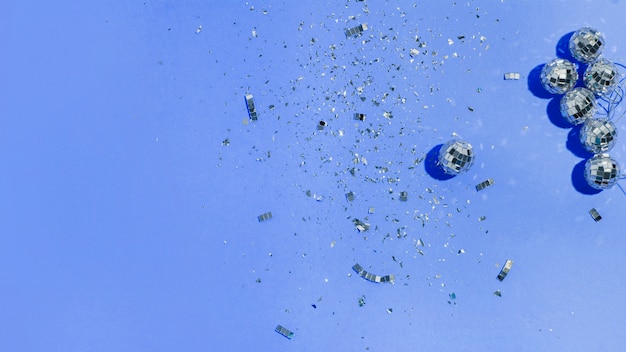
[540,27,623,190]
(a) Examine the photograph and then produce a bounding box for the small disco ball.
[585,153,620,189]
[438,139,474,175]
[569,27,605,63]
[560,87,597,125]
[584,58,619,95]
[540,58,578,94]
[580,118,618,153]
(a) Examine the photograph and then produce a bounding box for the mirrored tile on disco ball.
[541,58,578,94]
[584,153,620,189]
[580,118,618,153]
[569,27,605,63]
[584,58,619,95]
[560,87,597,125]
[438,139,474,175]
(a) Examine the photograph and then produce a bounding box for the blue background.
[3,1,626,351]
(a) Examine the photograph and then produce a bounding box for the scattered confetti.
[504,72,521,80]
[245,94,258,121]
[345,23,368,38]
[497,259,514,281]
[275,325,295,339]
[589,208,602,222]
[475,178,495,191]
[258,212,273,222]
[352,263,395,284]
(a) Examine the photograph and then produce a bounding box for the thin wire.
[595,63,626,121]
[617,182,626,197]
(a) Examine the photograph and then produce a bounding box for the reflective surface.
[560,87,597,125]
[541,58,578,94]
[584,153,620,189]
[438,139,475,175]
[580,118,618,153]
[584,58,619,95]
[569,27,605,63]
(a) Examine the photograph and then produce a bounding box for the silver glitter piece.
[345,23,368,38]
[475,178,495,191]
[569,27,605,63]
[497,259,514,281]
[584,58,619,95]
[560,87,596,125]
[258,211,273,222]
[540,58,578,94]
[245,94,258,121]
[352,218,370,232]
[352,263,395,284]
[580,118,618,153]
[354,113,366,121]
[504,72,521,80]
[275,325,295,339]
[589,208,602,222]
[438,139,474,175]
[584,153,620,190]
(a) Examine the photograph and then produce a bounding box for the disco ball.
[540,58,578,94]
[580,118,618,153]
[584,153,620,190]
[438,139,474,175]
[569,27,605,63]
[584,58,619,95]
[560,87,597,125]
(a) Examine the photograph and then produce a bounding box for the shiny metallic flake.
[497,259,514,281]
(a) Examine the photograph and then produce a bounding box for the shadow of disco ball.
[585,153,620,189]
[569,27,605,63]
[541,58,578,94]
[560,87,597,125]
[580,118,618,153]
[584,58,619,95]
[438,139,474,175]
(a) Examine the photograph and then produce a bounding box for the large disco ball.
[569,27,605,63]
[560,87,597,125]
[584,153,620,189]
[438,139,474,175]
[580,118,618,153]
[584,58,619,95]
[540,58,578,94]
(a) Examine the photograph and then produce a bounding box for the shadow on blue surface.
[527,64,554,99]
[425,144,455,181]
[546,97,572,129]
[556,31,575,61]
[572,159,602,195]
[566,125,593,158]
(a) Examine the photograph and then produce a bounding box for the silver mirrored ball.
[580,118,618,153]
[584,58,619,95]
[540,58,578,94]
[438,139,474,175]
[584,153,620,189]
[569,27,605,63]
[560,87,597,125]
